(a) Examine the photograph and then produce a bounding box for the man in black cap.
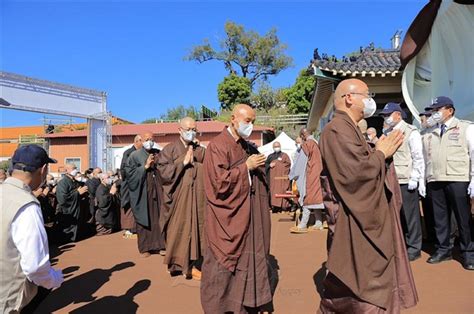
[379,102,425,261]
[0,145,64,313]
[423,96,474,270]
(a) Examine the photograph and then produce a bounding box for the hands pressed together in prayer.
[183,145,194,166]
[246,154,266,171]
[145,154,155,169]
[375,130,404,159]
[77,186,88,195]
[110,184,118,195]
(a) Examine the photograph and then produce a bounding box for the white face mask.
[296,144,301,150]
[70,169,79,177]
[362,98,377,118]
[274,147,281,153]
[182,130,196,143]
[143,140,154,150]
[432,111,444,123]
[426,116,436,128]
[237,121,253,139]
[384,115,395,127]
[106,178,113,185]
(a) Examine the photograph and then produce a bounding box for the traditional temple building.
[307,35,410,133]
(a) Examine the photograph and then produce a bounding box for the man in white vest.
[379,103,425,261]
[0,145,64,313]
[424,96,474,271]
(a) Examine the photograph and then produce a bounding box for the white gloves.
[418,180,426,198]
[468,179,474,199]
[407,180,418,191]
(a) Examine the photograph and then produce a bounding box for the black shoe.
[462,261,474,271]
[427,252,452,264]
[408,253,421,262]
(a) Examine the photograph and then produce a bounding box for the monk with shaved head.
[201,104,274,313]
[119,134,143,237]
[125,131,166,257]
[156,117,206,280]
[318,79,418,312]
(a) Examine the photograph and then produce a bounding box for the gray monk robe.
[319,110,418,313]
[126,147,166,253]
[156,140,206,274]
[120,145,137,230]
[56,175,82,242]
[201,128,273,314]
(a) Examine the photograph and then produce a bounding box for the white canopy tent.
[112,143,163,171]
[258,132,297,163]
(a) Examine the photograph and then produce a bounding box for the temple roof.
[310,43,401,78]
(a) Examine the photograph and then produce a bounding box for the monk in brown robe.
[318,78,418,313]
[201,104,274,313]
[125,132,166,257]
[156,117,206,280]
[265,141,291,213]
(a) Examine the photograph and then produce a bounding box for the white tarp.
[402,0,474,122]
[112,143,162,171]
[258,132,297,163]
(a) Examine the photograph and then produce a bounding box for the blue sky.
[1,0,426,126]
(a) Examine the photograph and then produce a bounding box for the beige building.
[307,42,410,134]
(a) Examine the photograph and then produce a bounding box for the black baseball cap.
[11,145,57,172]
[379,102,407,119]
[424,96,454,110]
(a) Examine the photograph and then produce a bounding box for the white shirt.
[440,117,474,178]
[11,202,63,290]
[394,121,425,183]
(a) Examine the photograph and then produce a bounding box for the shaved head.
[141,132,154,142]
[358,119,368,133]
[299,127,311,141]
[65,163,76,172]
[334,78,371,123]
[230,104,256,139]
[180,117,196,128]
[273,141,281,149]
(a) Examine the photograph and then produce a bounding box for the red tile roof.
[43,121,273,138]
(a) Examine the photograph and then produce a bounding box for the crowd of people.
[1,78,473,313]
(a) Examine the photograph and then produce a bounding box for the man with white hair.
[56,163,88,242]
[95,172,119,235]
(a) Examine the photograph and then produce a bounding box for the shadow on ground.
[36,261,135,313]
[69,280,151,314]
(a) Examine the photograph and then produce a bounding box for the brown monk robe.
[265,141,291,212]
[126,132,166,257]
[156,117,206,279]
[318,79,418,313]
[201,104,274,314]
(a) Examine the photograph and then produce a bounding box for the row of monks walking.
[1,78,473,313]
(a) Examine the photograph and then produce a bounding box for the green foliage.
[186,21,292,85]
[0,160,10,172]
[250,81,288,111]
[286,69,316,114]
[142,105,199,123]
[217,74,252,110]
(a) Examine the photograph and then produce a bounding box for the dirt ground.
[36,213,473,313]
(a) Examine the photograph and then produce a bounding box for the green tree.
[250,81,288,111]
[217,74,252,110]
[286,69,316,114]
[186,21,292,86]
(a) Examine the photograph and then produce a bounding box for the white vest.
[424,117,471,182]
[0,177,39,313]
[393,121,417,184]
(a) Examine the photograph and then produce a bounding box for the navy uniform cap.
[11,145,57,172]
[379,102,407,119]
[424,96,454,111]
